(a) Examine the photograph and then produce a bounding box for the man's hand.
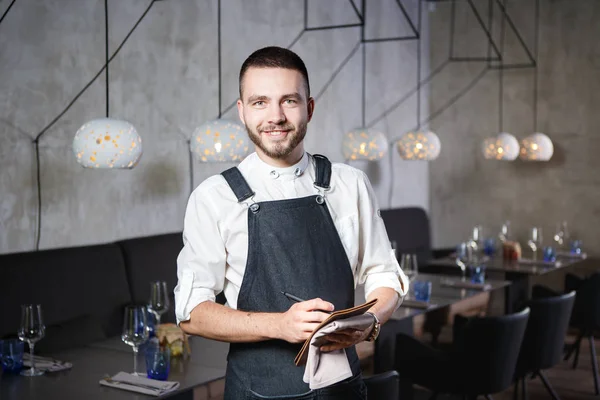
[277,298,334,343]
[320,325,373,352]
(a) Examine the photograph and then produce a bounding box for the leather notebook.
[294,298,378,366]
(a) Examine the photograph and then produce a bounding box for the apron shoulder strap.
[313,154,332,189]
[221,167,255,202]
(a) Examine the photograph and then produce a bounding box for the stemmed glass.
[554,221,569,250]
[527,227,543,258]
[148,281,170,326]
[18,304,45,377]
[121,305,149,375]
[499,221,511,242]
[400,254,418,282]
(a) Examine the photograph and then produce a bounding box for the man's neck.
[256,147,305,168]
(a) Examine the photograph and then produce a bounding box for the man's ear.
[237,99,245,125]
[306,97,315,123]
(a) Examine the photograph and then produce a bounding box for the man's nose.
[267,104,286,125]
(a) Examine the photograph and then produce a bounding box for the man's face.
[237,67,314,165]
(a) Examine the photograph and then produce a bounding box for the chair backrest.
[380,207,432,265]
[117,233,183,324]
[363,370,400,400]
[0,243,131,352]
[517,286,575,374]
[566,272,600,331]
[455,308,530,395]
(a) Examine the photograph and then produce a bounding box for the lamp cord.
[533,0,539,132]
[498,0,506,133]
[105,0,109,118]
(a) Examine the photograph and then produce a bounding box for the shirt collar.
[252,152,310,181]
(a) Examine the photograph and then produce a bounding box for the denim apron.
[221,155,367,399]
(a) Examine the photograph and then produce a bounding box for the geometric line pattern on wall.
[0,0,17,27]
[449,0,537,69]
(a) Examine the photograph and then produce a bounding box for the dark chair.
[380,207,434,266]
[394,308,530,400]
[363,370,399,399]
[563,272,600,395]
[380,207,457,276]
[513,285,575,400]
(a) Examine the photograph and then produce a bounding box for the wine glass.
[527,227,543,258]
[499,221,511,242]
[471,225,483,244]
[18,304,45,377]
[553,221,570,250]
[400,254,418,281]
[121,305,149,375]
[148,281,170,326]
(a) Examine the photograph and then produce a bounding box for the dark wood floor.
[413,334,600,400]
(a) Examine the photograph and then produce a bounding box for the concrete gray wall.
[0,0,432,254]
[429,0,600,252]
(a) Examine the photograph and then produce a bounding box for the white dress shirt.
[174,152,408,324]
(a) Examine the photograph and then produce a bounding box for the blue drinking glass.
[470,265,486,284]
[145,345,170,381]
[570,240,582,255]
[543,246,556,262]
[483,238,496,256]
[413,281,432,302]
[0,339,24,374]
[146,309,156,338]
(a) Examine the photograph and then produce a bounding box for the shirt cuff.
[175,289,215,325]
[364,270,408,310]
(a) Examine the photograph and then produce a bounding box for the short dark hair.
[239,46,310,99]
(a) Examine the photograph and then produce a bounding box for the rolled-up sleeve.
[354,172,409,306]
[174,188,226,325]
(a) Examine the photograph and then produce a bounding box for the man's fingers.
[303,311,331,323]
[298,298,335,313]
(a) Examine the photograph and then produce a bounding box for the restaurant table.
[1,274,513,400]
[356,273,510,374]
[427,254,589,313]
[0,337,228,400]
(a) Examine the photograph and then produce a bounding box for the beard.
[246,120,307,159]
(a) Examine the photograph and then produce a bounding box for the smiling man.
[174,46,407,399]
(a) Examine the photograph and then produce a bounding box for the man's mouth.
[262,129,291,137]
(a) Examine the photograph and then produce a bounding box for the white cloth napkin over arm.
[99,372,180,396]
[303,314,374,390]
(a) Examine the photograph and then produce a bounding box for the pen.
[281,291,332,314]
[281,291,305,303]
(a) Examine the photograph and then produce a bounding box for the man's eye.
[285,99,297,104]
[254,101,265,106]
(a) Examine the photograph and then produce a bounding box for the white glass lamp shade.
[396,131,441,160]
[73,118,142,169]
[520,132,553,161]
[482,132,519,161]
[342,129,388,161]
[191,119,250,162]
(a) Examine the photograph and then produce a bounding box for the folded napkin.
[23,354,72,372]
[440,279,491,291]
[400,299,434,309]
[303,314,374,390]
[99,372,180,396]
[518,258,561,267]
